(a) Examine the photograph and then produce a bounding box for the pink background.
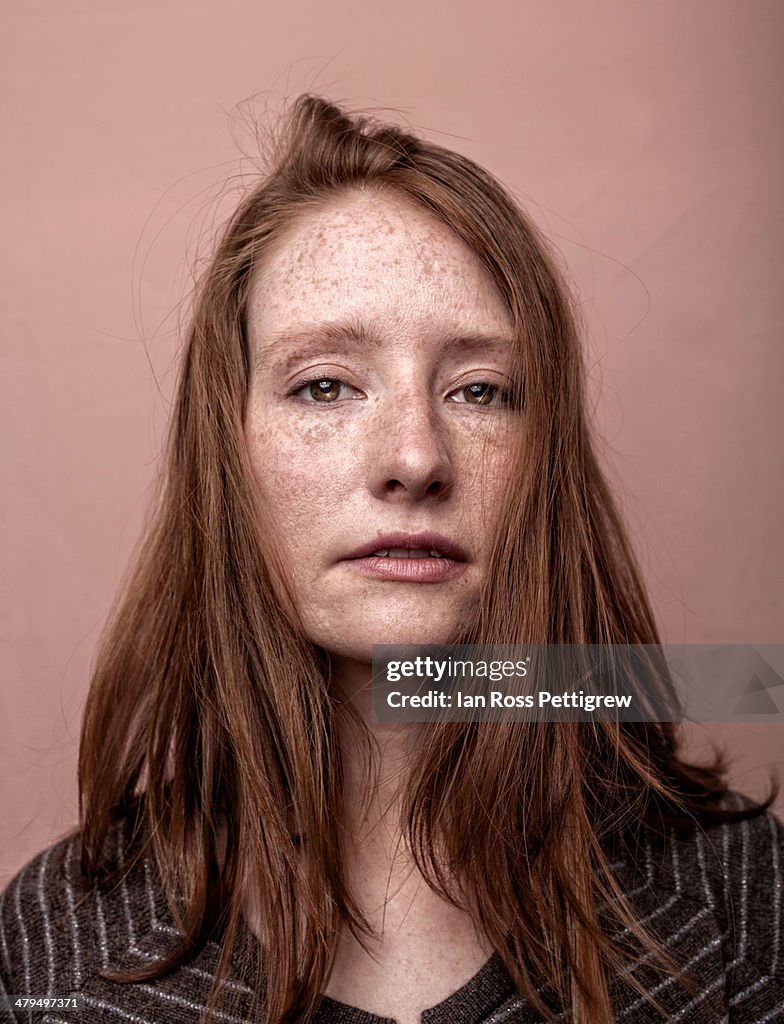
[2,1,782,884]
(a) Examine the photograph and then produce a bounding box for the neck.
[329,654,423,839]
[331,653,420,747]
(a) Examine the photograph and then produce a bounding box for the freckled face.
[244,187,517,668]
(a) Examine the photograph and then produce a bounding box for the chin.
[315,619,467,665]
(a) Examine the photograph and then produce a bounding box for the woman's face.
[244,187,516,669]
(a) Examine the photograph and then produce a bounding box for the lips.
[371,547,445,558]
[345,532,469,562]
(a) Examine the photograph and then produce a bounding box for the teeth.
[370,547,445,558]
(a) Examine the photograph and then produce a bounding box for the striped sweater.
[1,797,783,1023]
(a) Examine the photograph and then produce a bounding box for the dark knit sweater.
[1,795,783,1023]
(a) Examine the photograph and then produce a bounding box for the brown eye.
[462,383,497,405]
[309,379,342,402]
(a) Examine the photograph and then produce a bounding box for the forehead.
[246,187,512,347]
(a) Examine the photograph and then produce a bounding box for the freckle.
[300,421,334,446]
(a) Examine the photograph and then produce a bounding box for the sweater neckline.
[231,921,519,1024]
[314,951,516,1023]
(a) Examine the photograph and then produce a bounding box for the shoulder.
[638,793,783,929]
[627,793,784,1021]
[0,819,255,1022]
[0,821,156,1003]
[0,829,88,1000]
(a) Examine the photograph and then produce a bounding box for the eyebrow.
[254,316,514,372]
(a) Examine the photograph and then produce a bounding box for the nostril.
[383,477,448,499]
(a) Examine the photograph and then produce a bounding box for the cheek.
[457,428,514,510]
[484,447,514,496]
[477,464,512,546]
[244,416,359,536]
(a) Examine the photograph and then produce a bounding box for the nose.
[367,391,453,503]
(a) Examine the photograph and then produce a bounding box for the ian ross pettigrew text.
[386,690,632,711]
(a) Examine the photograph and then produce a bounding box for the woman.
[1,95,782,1024]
